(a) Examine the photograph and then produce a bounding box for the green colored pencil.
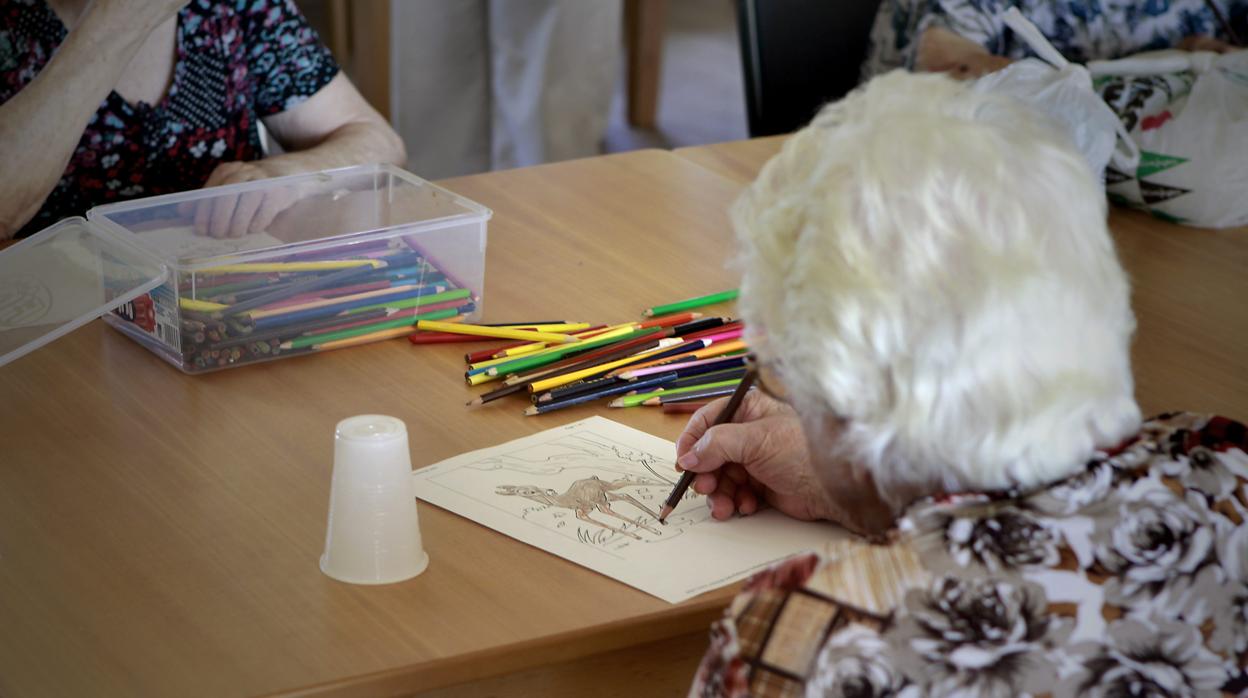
[643,289,739,317]
[608,378,743,408]
[345,288,472,315]
[281,307,463,349]
[483,327,663,377]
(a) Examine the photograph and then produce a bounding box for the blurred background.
[299,0,751,179]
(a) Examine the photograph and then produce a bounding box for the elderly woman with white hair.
[680,71,1248,697]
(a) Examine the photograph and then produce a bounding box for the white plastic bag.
[1091,49,1248,228]
[974,9,1140,183]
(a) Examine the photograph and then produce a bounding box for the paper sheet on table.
[412,416,843,604]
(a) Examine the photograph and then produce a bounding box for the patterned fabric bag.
[1091,49,1248,228]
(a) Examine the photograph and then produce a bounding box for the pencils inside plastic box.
[174,240,478,371]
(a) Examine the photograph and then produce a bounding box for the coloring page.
[412,416,842,603]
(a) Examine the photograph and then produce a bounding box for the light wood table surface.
[675,138,1248,420]
[0,150,754,697]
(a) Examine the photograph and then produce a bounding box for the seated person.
[680,71,1248,696]
[0,0,406,241]
[864,0,1247,79]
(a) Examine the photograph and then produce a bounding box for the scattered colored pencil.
[620,354,745,380]
[485,327,663,379]
[523,372,679,416]
[526,340,704,393]
[309,315,468,351]
[413,321,578,344]
[459,324,608,362]
[609,378,743,408]
[643,290,739,317]
[647,385,741,405]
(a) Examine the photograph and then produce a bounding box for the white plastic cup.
[320,415,429,584]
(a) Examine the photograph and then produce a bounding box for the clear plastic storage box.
[0,164,491,373]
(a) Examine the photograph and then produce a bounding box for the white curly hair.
[732,71,1141,503]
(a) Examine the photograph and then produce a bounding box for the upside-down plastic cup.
[320,415,429,584]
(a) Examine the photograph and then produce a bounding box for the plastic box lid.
[0,217,166,368]
[87,163,491,269]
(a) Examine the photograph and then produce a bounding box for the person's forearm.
[258,120,407,177]
[915,26,1013,78]
[0,6,166,239]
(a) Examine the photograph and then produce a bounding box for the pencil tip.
[658,505,674,522]
[466,397,484,408]
[643,309,655,317]
[608,399,623,407]
[279,342,292,350]
[523,406,538,416]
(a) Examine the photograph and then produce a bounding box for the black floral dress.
[691,413,1248,697]
[0,0,339,238]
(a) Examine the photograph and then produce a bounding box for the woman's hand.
[915,27,1014,79]
[190,74,406,238]
[191,160,298,237]
[675,391,835,522]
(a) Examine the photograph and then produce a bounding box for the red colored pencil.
[408,333,501,345]
[639,312,701,329]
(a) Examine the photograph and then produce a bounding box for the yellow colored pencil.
[199,259,383,274]
[415,321,579,344]
[489,323,591,332]
[311,316,465,351]
[491,322,637,359]
[500,337,682,386]
[526,342,689,393]
[470,324,642,372]
[605,339,748,376]
[467,371,501,386]
[180,297,228,312]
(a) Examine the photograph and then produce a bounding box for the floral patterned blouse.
[863,0,1248,79]
[690,412,1248,697]
[0,0,339,239]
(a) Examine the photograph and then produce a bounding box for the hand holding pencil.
[671,387,836,522]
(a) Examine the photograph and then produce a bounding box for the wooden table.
[675,138,1248,420]
[6,137,1246,697]
[0,150,749,697]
